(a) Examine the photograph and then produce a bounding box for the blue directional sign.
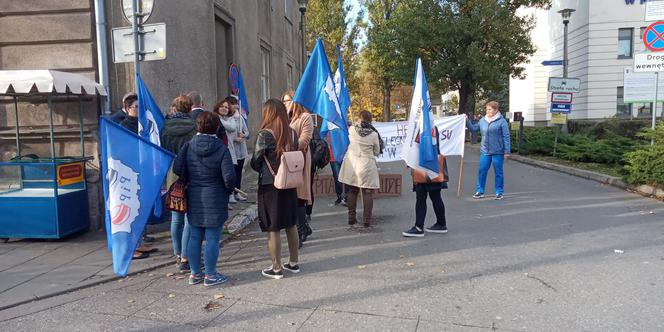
[542,60,564,66]
[550,103,571,113]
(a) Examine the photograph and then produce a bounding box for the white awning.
[0,70,107,96]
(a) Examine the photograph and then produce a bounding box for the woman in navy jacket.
[173,112,235,287]
[466,101,511,200]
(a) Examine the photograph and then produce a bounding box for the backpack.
[310,130,330,169]
[264,130,305,189]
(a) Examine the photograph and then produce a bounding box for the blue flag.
[321,44,351,162]
[236,65,251,127]
[402,58,439,178]
[100,118,173,276]
[136,74,166,217]
[294,38,346,130]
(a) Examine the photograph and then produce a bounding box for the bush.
[568,119,651,139]
[514,126,558,155]
[623,122,664,187]
[556,134,638,165]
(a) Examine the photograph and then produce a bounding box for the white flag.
[434,114,467,157]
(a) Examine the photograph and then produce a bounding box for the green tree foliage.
[364,0,549,116]
[623,122,664,187]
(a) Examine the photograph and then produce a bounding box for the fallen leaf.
[357,265,367,269]
[127,300,136,303]
[288,322,296,326]
[148,274,155,277]
[406,262,415,267]
[175,275,187,280]
[213,294,225,300]
[399,255,405,259]
[204,301,222,311]
[166,273,175,277]
[168,294,176,298]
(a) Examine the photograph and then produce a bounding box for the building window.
[260,47,271,102]
[616,87,632,117]
[618,28,633,59]
[285,19,294,54]
[287,63,293,90]
[285,0,292,15]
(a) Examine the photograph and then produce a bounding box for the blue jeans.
[170,212,191,258]
[477,154,504,195]
[329,162,348,199]
[188,225,222,276]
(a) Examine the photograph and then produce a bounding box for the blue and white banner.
[100,118,173,276]
[321,44,351,162]
[401,59,439,178]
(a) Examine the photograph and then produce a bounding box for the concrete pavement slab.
[67,289,167,316]
[204,300,313,331]
[133,293,236,327]
[111,317,196,331]
[2,306,122,331]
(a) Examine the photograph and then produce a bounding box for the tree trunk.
[458,79,476,116]
[382,77,392,121]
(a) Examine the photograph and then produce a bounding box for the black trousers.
[414,185,447,229]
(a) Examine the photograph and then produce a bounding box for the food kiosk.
[0,70,107,239]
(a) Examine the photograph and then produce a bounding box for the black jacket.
[108,109,127,124]
[161,114,197,155]
[120,115,138,134]
[173,134,235,228]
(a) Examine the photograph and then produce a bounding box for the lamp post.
[558,8,575,79]
[298,0,308,74]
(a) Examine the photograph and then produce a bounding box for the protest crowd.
[101,40,510,287]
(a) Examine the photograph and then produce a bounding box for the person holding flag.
[401,59,450,237]
[465,101,511,200]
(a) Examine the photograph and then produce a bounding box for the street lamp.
[298,0,308,74]
[558,8,575,78]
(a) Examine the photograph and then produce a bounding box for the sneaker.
[229,195,237,204]
[494,194,504,200]
[178,260,191,273]
[228,204,233,211]
[334,197,343,205]
[472,192,485,199]
[425,224,448,234]
[188,273,203,285]
[282,263,300,273]
[142,235,156,243]
[204,273,229,287]
[234,193,247,202]
[341,198,347,207]
[261,268,284,279]
[402,226,424,237]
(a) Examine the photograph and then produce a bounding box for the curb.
[463,142,664,200]
[0,204,258,312]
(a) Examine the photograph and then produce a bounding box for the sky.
[345,0,368,48]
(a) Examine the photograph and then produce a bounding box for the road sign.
[643,21,664,52]
[551,113,567,125]
[634,53,664,72]
[112,23,166,63]
[550,103,571,113]
[551,92,573,103]
[122,0,155,24]
[548,77,581,93]
[229,63,240,95]
[623,67,664,102]
[541,60,564,66]
[646,0,664,21]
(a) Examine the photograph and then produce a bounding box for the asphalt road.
[1,151,662,331]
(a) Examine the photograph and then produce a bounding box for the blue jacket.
[466,114,511,155]
[173,134,235,228]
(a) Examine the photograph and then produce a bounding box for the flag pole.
[457,156,464,197]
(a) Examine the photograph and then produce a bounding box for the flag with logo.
[294,38,347,130]
[320,44,351,162]
[236,65,251,126]
[100,117,174,276]
[434,114,467,157]
[401,58,439,178]
[136,74,166,218]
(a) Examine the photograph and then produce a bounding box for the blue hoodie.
[466,114,511,155]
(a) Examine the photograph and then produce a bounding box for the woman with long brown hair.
[250,99,300,279]
[282,90,313,245]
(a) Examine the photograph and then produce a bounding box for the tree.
[365,0,550,116]
[363,0,398,121]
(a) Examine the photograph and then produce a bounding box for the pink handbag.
[264,130,304,189]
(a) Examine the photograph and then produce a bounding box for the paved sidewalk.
[0,174,259,311]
